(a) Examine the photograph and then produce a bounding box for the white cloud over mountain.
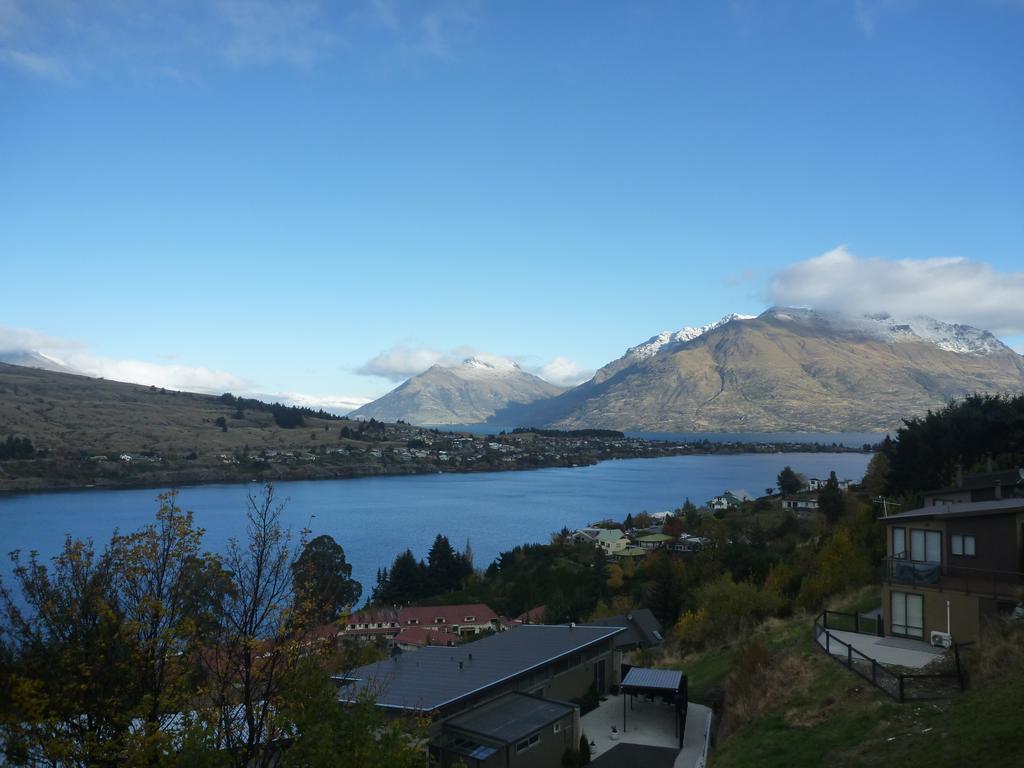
[769,247,1024,336]
[0,325,371,414]
[357,343,594,387]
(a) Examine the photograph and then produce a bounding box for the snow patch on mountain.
[761,308,1010,355]
[625,314,756,361]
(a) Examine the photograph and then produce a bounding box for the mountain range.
[355,308,1024,432]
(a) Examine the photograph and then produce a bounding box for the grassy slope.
[667,589,1024,768]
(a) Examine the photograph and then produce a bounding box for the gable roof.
[583,608,664,649]
[399,603,498,626]
[336,624,623,712]
[881,498,1024,523]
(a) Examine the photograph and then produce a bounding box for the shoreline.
[0,440,874,498]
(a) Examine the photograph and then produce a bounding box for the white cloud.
[769,247,1024,335]
[64,353,252,394]
[0,324,248,393]
[0,325,81,354]
[534,356,593,387]
[266,391,373,415]
[356,344,447,381]
[357,343,592,386]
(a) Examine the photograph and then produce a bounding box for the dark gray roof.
[882,498,1024,523]
[621,667,684,693]
[583,609,664,650]
[589,743,679,768]
[336,624,623,712]
[444,693,574,744]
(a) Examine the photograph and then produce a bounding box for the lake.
[0,452,872,606]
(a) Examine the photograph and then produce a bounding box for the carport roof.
[621,667,684,693]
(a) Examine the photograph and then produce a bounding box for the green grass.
[682,647,736,704]
[708,597,1024,768]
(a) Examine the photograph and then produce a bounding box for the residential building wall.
[881,584,981,643]
[438,711,576,768]
[881,509,1024,643]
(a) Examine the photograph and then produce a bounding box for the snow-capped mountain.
[760,308,1009,355]
[349,357,564,425]
[490,308,1024,432]
[0,350,77,374]
[624,313,758,362]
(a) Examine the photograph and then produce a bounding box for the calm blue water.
[0,453,871,605]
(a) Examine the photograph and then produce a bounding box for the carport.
[619,667,688,749]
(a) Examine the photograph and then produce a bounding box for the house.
[582,609,664,685]
[809,477,853,492]
[782,497,819,517]
[399,603,500,637]
[396,626,461,650]
[336,624,623,768]
[922,468,1024,506]
[514,605,547,625]
[668,535,709,553]
[609,546,648,563]
[342,608,401,643]
[634,533,674,550]
[649,511,674,523]
[573,527,629,554]
[342,604,501,645]
[707,491,745,511]
[879,499,1024,644]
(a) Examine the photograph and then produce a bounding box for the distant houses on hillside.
[342,603,501,647]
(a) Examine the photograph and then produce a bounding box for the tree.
[277,655,426,768]
[623,513,635,530]
[427,534,471,594]
[292,535,362,625]
[200,484,301,768]
[108,491,221,764]
[862,451,890,498]
[682,498,700,529]
[373,550,427,605]
[818,471,844,523]
[1,537,134,767]
[777,466,802,495]
[214,416,228,432]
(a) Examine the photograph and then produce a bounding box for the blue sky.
[2,0,1023,409]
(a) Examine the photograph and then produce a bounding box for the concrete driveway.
[581,694,712,768]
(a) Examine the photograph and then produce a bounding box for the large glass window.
[891,591,924,638]
[909,529,942,563]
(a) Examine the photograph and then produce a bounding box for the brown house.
[879,499,1024,644]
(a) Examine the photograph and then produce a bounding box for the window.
[553,722,561,734]
[463,616,475,622]
[407,618,419,625]
[892,527,906,559]
[515,734,540,753]
[891,591,924,638]
[435,617,446,624]
[951,534,976,556]
[909,529,941,563]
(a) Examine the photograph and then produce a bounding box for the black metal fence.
[813,610,967,702]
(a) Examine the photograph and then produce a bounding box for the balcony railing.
[881,557,1024,600]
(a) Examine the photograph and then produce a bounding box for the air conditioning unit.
[930,630,953,648]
